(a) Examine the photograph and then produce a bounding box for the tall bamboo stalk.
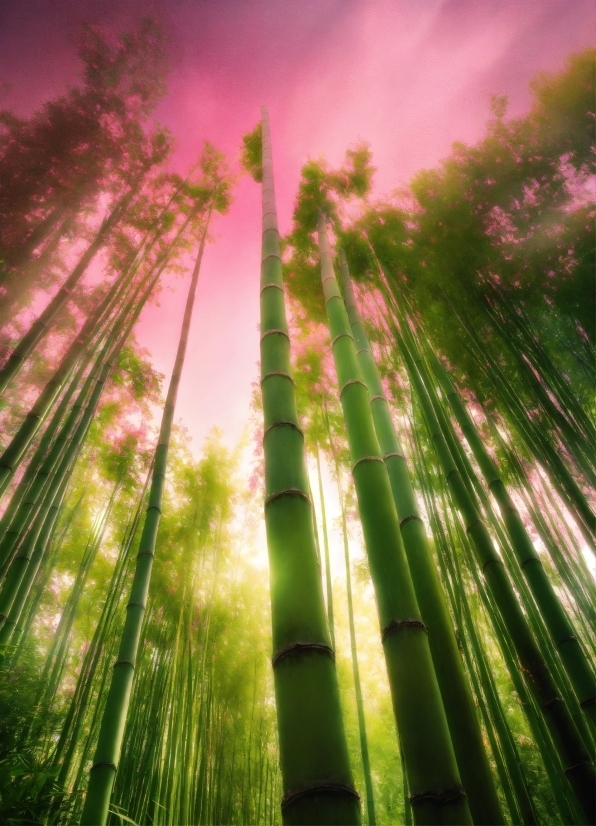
[339,250,503,825]
[317,214,471,826]
[257,108,359,826]
[80,215,210,826]
[326,428,377,826]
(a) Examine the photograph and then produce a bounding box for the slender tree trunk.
[257,108,359,826]
[80,214,211,826]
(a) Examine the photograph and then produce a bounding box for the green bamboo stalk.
[0,354,92,551]
[394,319,595,822]
[0,335,121,604]
[484,287,596,447]
[411,340,595,752]
[317,214,471,826]
[408,409,539,826]
[80,213,210,826]
[321,410,377,826]
[315,439,336,649]
[444,291,596,544]
[340,251,503,825]
[37,481,122,708]
[257,108,359,826]
[9,489,85,668]
[45,476,149,769]
[336,467,377,826]
[453,507,582,826]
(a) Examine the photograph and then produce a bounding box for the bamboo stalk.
[317,214,471,826]
[258,109,359,826]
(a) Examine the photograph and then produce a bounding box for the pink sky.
[1,0,593,455]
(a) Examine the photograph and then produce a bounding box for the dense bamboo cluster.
[1,20,594,826]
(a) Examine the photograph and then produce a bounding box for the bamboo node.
[263,421,304,440]
[260,282,284,295]
[339,378,367,398]
[260,371,295,385]
[352,455,384,473]
[466,518,484,533]
[261,253,282,264]
[409,786,467,806]
[272,641,335,668]
[520,556,541,567]
[321,274,337,286]
[136,550,155,559]
[325,293,343,307]
[281,782,360,811]
[114,660,135,670]
[265,488,311,507]
[481,557,503,571]
[260,328,289,343]
[370,394,386,402]
[400,514,422,528]
[382,618,428,641]
[127,601,145,610]
[356,348,370,356]
[331,332,354,347]
[384,451,405,460]
[90,762,117,773]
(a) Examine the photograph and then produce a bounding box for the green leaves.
[0,754,72,824]
[240,121,263,182]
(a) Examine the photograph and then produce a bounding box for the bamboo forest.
[0,6,594,826]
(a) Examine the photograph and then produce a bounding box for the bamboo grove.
[0,18,594,826]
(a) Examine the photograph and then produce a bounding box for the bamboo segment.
[317,215,472,826]
[340,250,504,826]
[80,219,209,826]
[259,108,360,826]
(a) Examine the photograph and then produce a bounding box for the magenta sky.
[1,0,593,454]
